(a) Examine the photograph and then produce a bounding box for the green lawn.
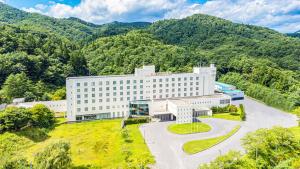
[290,126,300,140]
[183,125,241,154]
[0,119,154,168]
[167,122,211,134]
[200,112,242,121]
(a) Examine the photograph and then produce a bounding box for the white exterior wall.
[15,100,66,112]
[66,65,217,121]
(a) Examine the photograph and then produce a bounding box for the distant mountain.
[0,3,151,41]
[287,31,300,38]
[148,14,300,71]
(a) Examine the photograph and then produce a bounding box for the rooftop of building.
[215,82,235,88]
[66,64,215,80]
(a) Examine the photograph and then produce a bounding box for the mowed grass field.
[167,122,211,134]
[200,112,242,121]
[183,125,241,154]
[1,119,154,168]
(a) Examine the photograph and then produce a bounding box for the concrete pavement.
[140,97,298,169]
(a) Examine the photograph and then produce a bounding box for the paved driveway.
[140,97,298,169]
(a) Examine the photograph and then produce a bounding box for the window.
[106,98,110,102]
[106,106,110,109]
[113,98,117,102]
[133,80,137,83]
[184,83,187,86]
[140,80,143,83]
[77,108,81,112]
[99,88,102,91]
[84,94,88,98]
[159,84,163,87]
[153,90,156,93]
[84,100,88,103]
[127,97,130,101]
[166,78,169,82]
[120,86,123,90]
[92,99,95,103]
[99,81,103,85]
[99,99,102,102]
[120,97,123,101]
[84,82,88,86]
[113,92,117,96]
[120,80,123,84]
[133,91,137,94]
[106,87,109,91]
[127,86,130,89]
[153,84,156,88]
[92,82,95,86]
[178,78,181,81]
[106,93,110,97]
[92,88,95,92]
[133,86,137,89]
[106,81,110,85]
[84,88,88,92]
[127,80,130,84]
[77,100,81,104]
[140,96,143,99]
[92,107,96,111]
[184,77,187,81]
[153,79,156,82]
[77,89,80,92]
[77,95,81,98]
[113,81,116,85]
[196,77,199,80]
[120,92,123,95]
[92,94,95,97]
[140,91,143,94]
[99,93,102,97]
[113,87,117,90]
[140,85,143,88]
[84,107,88,111]
[166,84,169,87]
[159,79,162,82]
[190,77,193,80]
[99,106,103,110]
[172,78,175,81]
[76,83,80,87]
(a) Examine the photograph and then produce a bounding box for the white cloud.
[21,0,300,33]
[164,0,300,33]
[0,0,6,3]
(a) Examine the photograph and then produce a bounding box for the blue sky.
[2,0,300,33]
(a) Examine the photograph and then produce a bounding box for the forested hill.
[148,14,300,72]
[0,3,151,41]
[0,3,299,112]
[287,30,300,38]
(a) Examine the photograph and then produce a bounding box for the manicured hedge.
[124,117,150,125]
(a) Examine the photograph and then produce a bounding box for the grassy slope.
[290,126,300,140]
[183,125,241,154]
[201,113,242,121]
[0,119,154,168]
[167,122,211,134]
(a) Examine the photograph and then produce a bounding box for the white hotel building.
[66,65,231,123]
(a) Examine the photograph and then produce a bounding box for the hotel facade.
[66,65,231,123]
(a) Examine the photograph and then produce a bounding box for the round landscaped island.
[167,122,211,135]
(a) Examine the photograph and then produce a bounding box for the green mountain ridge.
[0,2,151,41]
[0,3,299,111]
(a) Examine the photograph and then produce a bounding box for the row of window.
[76,87,202,99]
[77,105,128,112]
[76,82,201,93]
[76,92,204,104]
[75,76,201,87]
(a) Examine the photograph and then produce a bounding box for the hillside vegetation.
[0,3,299,112]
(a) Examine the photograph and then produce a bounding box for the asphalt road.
[140,97,298,169]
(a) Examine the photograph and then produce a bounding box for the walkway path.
[140,97,298,169]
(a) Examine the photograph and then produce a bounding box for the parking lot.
[140,97,298,169]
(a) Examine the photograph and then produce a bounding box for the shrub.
[29,104,55,128]
[34,140,71,169]
[124,117,150,125]
[239,104,246,121]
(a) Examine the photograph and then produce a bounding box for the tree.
[50,88,66,101]
[239,104,246,121]
[33,141,71,169]
[29,104,55,128]
[1,72,34,100]
[0,107,30,132]
[200,151,256,169]
[242,127,300,168]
